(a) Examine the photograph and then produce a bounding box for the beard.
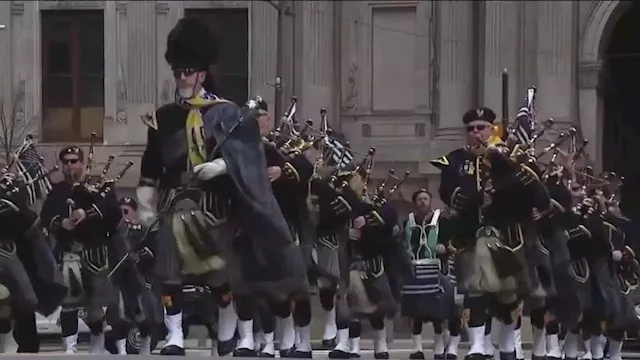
[177,86,195,99]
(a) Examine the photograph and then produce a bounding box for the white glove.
[193,158,228,181]
[612,250,623,262]
[136,186,157,227]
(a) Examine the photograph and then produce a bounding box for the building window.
[184,8,249,106]
[41,10,104,143]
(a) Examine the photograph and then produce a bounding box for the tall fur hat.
[165,17,218,70]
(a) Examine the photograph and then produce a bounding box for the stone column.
[19,1,41,133]
[103,1,118,137]
[578,61,602,171]
[437,0,474,133]
[249,1,278,111]
[293,1,335,124]
[481,1,521,118]
[535,1,575,125]
[156,1,183,107]
[127,1,156,105]
[114,1,158,145]
[0,2,11,104]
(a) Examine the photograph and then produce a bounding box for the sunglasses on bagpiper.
[172,68,204,79]
[466,124,490,132]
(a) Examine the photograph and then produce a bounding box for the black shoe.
[435,354,445,360]
[328,350,351,359]
[349,353,361,358]
[409,351,425,359]
[374,352,389,359]
[160,345,185,356]
[499,352,516,360]
[322,338,337,349]
[465,354,487,360]
[259,352,275,358]
[446,354,458,360]
[234,347,258,357]
[280,348,296,358]
[217,338,236,357]
[292,350,313,358]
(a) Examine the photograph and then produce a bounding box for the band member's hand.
[137,246,154,262]
[348,228,361,240]
[70,208,87,225]
[138,209,157,227]
[435,244,446,255]
[267,166,282,182]
[612,250,623,262]
[353,216,366,229]
[532,207,543,221]
[193,158,228,181]
[61,218,76,231]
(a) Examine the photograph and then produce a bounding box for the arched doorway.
[602,1,640,217]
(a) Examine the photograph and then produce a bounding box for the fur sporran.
[467,226,519,296]
[171,197,229,276]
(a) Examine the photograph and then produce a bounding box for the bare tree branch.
[0,84,30,169]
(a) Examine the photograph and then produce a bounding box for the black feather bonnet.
[165,17,218,70]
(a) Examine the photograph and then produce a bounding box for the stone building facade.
[0,0,628,205]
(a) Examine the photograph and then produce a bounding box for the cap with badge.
[118,197,138,210]
[58,146,84,161]
[462,107,497,125]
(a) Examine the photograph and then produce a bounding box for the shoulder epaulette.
[141,112,158,130]
[430,156,449,167]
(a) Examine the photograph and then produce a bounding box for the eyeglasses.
[172,68,201,78]
[466,124,490,132]
[62,158,79,165]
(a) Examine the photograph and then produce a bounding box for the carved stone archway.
[578,0,631,171]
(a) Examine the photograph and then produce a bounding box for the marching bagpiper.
[431,107,549,360]
[0,137,66,353]
[136,16,307,356]
[233,98,315,358]
[328,156,408,359]
[40,144,127,354]
[105,196,164,355]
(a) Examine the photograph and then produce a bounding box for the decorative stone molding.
[341,63,358,112]
[184,1,248,9]
[361,124,371,138]
[116,1,127,14]
[14,80,25,123]
[11,1,24,15]
[161,80,171,104]
[156,2,169,15]
[40,1,105,10]
[578,61,602,90]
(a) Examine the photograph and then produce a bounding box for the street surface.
[24,339,640,358]
[9,349,640,359]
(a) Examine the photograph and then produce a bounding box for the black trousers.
[13,309,39,353]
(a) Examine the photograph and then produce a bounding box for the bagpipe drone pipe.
[66,133,134,238]
[0,136,59,236]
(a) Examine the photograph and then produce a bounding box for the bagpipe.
[66,132,134,215]
[0,136,58,232]
[263,97,316,184]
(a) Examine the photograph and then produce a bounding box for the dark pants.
[13,309,39,353]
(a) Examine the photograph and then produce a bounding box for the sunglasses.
[466,124,490,132]
[172,68,202,78]
[62,158,79,165]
